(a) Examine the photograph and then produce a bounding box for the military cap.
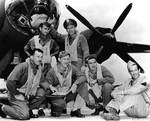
[63,18,77,29]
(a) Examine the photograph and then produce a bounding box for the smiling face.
[59,55,71,68]
[66,25,76,36]
[128,64,140,80]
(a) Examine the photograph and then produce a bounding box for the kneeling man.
[0,49,45,120]
[85,54,115,115]
[41,51,90,117]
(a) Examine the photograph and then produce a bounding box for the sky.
[56,0,150,83]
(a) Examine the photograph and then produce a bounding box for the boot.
[91,104,104,115]
[38,109,45,117]
[70,109,85,118]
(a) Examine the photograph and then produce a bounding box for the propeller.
[66,3,144,72]
[66,3,132,35]
[116,42,150,53]
[115,46,144,73]
[111,3,132,34]
[65,5,102,36]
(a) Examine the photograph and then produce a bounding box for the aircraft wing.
[116,41,150,53]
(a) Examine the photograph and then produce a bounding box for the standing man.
[63,19,89,71]
[85,54,114,115]
[24,21,59,77]
[0,48,45,120]
[40,51,91,117]
[49,19,116,71]
[103,61,150,120]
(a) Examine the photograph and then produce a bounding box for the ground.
[0,109,150,121]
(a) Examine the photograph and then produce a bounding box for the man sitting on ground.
[103,61,150,120]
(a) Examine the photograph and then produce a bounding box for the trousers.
[50,82,90,115]
[107,93,150,118]
[2,88,45,120]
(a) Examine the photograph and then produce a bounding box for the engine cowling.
[5,0,60,35]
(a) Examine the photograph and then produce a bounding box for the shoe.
[102,107,120,120]
[103,112,120,120]
[91,108,100,115]
[91,104,104,115]
[51,111,61,117]
[107,107,120,114]
[70,109,85,118]
[62,109,67,114]
[38,109,45,117]
[0,103,6,118]
[86,102,102,109]
[29,110,39,118]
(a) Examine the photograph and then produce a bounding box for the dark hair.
[59,51,70,58]
[39,21,51,28]
[30,48,43,55]
[85,54,97,64]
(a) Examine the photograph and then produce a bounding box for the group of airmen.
[0,18,150,120]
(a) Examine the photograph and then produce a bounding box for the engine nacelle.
[5,0,60,35]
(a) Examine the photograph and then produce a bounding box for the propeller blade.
[115,47,144,73]
[116,41,150,53]
[66,5,102,36]
[111,3,132,34]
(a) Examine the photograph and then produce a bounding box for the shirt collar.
[57,63,71,77]
[29,59,39,75]
[39,33,51,43]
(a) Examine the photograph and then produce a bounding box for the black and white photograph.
[0,0,150,121]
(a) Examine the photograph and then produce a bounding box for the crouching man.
[0,48,45,120]
[103,61,150,120]
[41,51,91,117]
[84,54,114,115]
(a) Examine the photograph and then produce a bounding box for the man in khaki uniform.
[24,22,59,77]
[0,49,45,120]
[63,19,89,71]
[40,51,91,117]
[103,61,150,120]
[84,54,115,115]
